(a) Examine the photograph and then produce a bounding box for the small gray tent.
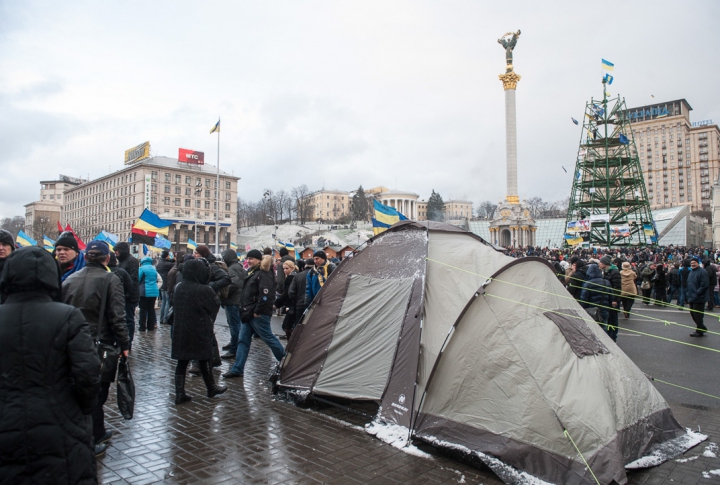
[276,221,701,484]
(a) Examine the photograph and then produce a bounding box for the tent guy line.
[425,257,720,337]
[651,379,720,401]
[564,429,602,485]
[484,292,720,354]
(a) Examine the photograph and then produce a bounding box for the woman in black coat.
[0,247,101,483]
[171,258,226,404]
[275,260,297,339]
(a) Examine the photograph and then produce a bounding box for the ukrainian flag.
[94,231,117,252]
[132,208,171,235]
[230,242,238,250]
[564,234,583,246]
[187,238,197,251]
[43,235,56,252]
[16,230,37,248]
[210,119,220,134]
[601,59,614,71]
[372,200,408,236]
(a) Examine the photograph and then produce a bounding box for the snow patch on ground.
[419,435,553,485]
[702,469,720,479]
[625,428,708,469]
[365,421,433,459]
[703,442,718,458]
[675,455,699,463]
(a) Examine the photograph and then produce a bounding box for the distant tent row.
[276,221,702,485]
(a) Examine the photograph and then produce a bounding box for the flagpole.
[215,117,220,255]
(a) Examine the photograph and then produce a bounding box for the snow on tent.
[275,221,704,485]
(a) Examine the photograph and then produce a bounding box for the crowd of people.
[0,228,339,483]
[508,244,718,341]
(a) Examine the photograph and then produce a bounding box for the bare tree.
[31,216,55,243]
[478,201,498,219]
[291,185,312,225]
[1,216,26,238]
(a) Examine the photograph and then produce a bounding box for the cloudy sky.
[1,1,719,219]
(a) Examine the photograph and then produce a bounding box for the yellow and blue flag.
[230,242,238,250]
[603,73,614,85]
[94,230,118,252]
[210,119,220,134]
[372,200,408,236]
[187,238,197,251]
[16,230,37,248]
[43,235,55,252]
[601,59,614,71]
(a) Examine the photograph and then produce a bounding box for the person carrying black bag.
[63,240,129,458]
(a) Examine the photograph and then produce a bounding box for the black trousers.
[176,359,210,378]
[689,302,707,332]
[92,381,111,442]
[139,297,157,330]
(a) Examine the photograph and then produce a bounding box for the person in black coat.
[703,259,718,312]
[114,241,139,345]
[288,258,312,327]
[566,258,588,302]
[171,258,226,404]
[109,253,133,335]
[274,260,297,339]
[0,247,101,481]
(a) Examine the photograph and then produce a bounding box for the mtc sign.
[178,148,205,164]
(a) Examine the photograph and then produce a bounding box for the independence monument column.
[498,30,521,205]
[489,30,536,248]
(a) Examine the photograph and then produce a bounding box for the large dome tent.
[275,221,704,484]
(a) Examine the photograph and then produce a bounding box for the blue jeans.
[224,305,241,350]
[678,287,687,307]
[160,290,171,324]
[230,314,285,375]
[667,285,679,303]
[125,302,137,345]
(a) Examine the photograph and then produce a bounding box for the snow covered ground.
[236,222,374,252]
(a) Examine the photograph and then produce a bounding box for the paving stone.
[94,312,720,484]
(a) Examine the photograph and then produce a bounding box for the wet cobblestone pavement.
[97,311,720,484]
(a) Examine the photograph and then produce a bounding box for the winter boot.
[200,361,227,398]
[174,375,192,405]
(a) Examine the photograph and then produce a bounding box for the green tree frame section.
[565,81,656,248]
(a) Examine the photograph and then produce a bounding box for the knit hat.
[0,229,15,252]
[195,245,211,258]
[247,249,263,260]
[55,231,79,253]
[86,240,110,255]
[313,250,327,261]
[599,255,613,266]
[305,257,315,267]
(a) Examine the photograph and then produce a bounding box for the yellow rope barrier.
[563,430,601,485]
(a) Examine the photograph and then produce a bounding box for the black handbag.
[96,274,121,383]
[163,306,174,325]
[116,356,135,420]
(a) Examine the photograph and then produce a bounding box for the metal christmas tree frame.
[565,80,656,247]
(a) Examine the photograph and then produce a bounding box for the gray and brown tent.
[276,221,701,485]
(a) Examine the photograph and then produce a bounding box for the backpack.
[214,260,232,301]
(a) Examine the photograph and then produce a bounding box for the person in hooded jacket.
[580,263,614,339]
[138,256,161,331]
[114,242,139,342]
[0,228,15,278]
[167,254,194,304]
[219,248,247,359]
[171,258,226,404]
[223,251,285,378]
[0,247,100,483]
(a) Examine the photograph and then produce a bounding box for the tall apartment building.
[63,156,239,252]
[625,99,720,212]
[305,189,350,221]
[24,175,85,241]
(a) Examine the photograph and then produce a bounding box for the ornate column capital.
[499,71,522,90]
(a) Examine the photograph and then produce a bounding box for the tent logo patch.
[398,394,406,405]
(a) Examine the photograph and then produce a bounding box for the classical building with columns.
[367,186,420,220]
[488,30,536,247]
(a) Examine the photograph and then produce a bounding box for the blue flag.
[572,117,579,125]
[619,134,629,145]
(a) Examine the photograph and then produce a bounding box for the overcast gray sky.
[1,1,719,219]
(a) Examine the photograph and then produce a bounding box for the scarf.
[317,263,330,287]
[60,251,86,282]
